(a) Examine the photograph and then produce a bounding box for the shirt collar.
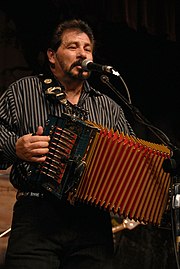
[83,80,102,96]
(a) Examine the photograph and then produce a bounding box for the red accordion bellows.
[74,128,171,226]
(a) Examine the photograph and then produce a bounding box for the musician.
[0,19,135,269]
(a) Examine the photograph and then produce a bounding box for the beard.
[55,55,91,81]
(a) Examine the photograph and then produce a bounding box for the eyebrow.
[62,40,92,46]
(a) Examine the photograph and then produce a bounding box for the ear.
[47,48,56,64]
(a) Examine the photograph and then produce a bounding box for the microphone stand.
[100,74,180,268]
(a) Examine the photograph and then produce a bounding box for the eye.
[68,45,77,49]
[84,46,92,52]
[85,48,92,52]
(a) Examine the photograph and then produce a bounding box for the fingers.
[28,146,49,158]
[29,137,50,147]
[30,156,47,163]
[16,132,50,162]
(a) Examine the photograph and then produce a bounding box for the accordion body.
[29,113,171,226]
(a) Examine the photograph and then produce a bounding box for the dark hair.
[48,19,95,52]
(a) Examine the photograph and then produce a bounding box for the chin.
[81,70,91,79]
[71,71,90,80]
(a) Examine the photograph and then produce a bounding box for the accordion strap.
[38,73,67,105]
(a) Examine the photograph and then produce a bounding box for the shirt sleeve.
[0,87,19,169]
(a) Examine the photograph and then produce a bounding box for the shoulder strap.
[38,73,67,105]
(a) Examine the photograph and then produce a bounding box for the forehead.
[61,29,92,45]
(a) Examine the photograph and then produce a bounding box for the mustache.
[71,59,84,69]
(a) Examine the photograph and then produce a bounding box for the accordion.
[29,113,171,226]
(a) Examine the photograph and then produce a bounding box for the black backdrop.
[0,1,180,268]
[0,0,179,146]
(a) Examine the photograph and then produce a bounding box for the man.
[0,19,134,269]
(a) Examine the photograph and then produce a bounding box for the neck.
[52,71,84,105]
[63,81,83,105]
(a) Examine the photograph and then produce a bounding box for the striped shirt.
[0,75,135,190]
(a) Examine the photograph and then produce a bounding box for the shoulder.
[9,75,41,88]
[90,87,122,109]
[5,75,42,97]
[86,82,118,105]
[0,75,44,103]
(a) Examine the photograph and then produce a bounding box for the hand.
[15,126,50,162]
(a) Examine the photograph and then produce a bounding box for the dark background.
[0,1,180,268]
[0,0,179,146]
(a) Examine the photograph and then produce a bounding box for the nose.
[77,47,88,57]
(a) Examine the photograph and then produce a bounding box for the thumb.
[36,126,44,135]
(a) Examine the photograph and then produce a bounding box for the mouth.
[70,60,91,75]
[71,59,85,69]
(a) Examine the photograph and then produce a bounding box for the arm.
[0,84,50,169]
[0,89,18,168]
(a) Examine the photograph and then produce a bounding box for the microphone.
[81,59,120,76]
